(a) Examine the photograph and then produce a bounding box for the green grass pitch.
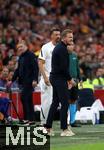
[50,121,104,150]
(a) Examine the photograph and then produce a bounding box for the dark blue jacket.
[12,50,38,87]
[50,41,71,80]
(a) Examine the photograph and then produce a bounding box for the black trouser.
[46,78,69,130]
[21,86,34,121]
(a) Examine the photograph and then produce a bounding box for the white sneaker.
[68,126,75,135]
[47,128,55,136]
[60,129,75,137]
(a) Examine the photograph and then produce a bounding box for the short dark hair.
[50,27,60,35]
[61,29,73,39]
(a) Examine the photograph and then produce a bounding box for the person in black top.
[45,29,76,136]
[12,40,38,124]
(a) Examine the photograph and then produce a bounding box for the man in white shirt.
[38,27,61,125]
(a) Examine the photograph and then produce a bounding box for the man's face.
[51,31,61,43]
[96,68,103,77]
[65,33,73,45]
[17,43,27,55]
[8,61,15,71]
[67,42,74,53]
[2,68,9,78]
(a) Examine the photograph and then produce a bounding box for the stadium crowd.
[0,0,104,88]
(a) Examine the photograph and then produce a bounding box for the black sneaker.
[18,120,29,125]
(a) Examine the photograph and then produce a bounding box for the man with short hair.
[12,40,39,124]
[45,29,75,136]
[38,27,61,125]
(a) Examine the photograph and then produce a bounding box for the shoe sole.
[60,133,75,136]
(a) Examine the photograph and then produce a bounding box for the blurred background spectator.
[0,0,104,88]
[0,67,9,87]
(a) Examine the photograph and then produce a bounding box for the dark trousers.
[46,78,69,130]
[21,86,34,121]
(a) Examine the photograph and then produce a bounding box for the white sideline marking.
[50,136,100,140]
[71,137,100,140]
[86,131,104,133]
[53,130,104,133]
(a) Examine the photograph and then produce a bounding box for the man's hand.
[32,80,37,88]
[67,82,73,89]
[44,76,51,86]
[68,79,76,89]
[70,79,77,86]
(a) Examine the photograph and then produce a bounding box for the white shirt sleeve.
[38,45,47,61]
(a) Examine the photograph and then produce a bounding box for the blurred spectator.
[0,67,9,88]
[7,60,15,72]
[0,0,103,87]
[8,71,19,88]
[92,68,104,89]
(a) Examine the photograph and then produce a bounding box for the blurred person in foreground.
[67,42,81,127]
[11,40,39,125]
[45,29,76,136]
[38,27,61,125]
